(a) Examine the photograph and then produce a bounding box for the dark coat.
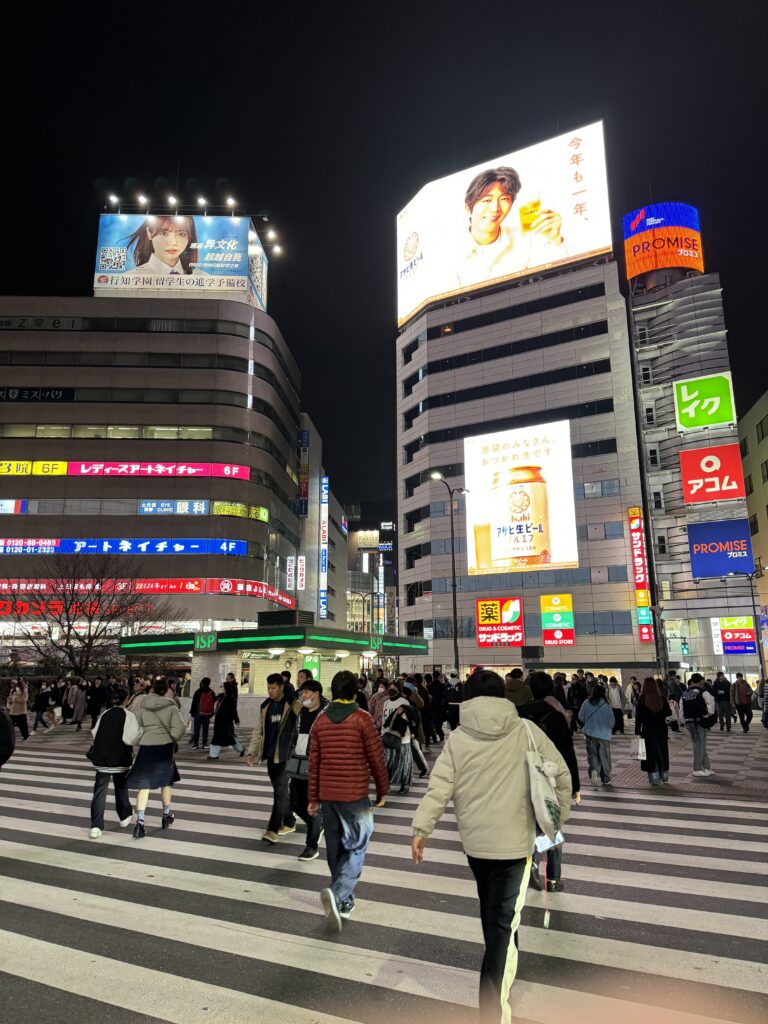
[635,698,671,774]
[211,682,240,746]
[0,707,15,766]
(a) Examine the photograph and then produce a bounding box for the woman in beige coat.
[6,680,29,741]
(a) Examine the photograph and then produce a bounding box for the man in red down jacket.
[308,669,388,932]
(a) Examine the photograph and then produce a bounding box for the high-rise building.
[738,392,768,662]
[395,123,656,678]
[625,203,759,677]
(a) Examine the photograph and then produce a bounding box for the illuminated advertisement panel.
[464,420,578,576]
[679,444,746,504]
[622,202,704,279]
[319,476,329,619]
[673,373,736,433]
[475,597,524,647]
[711,615,757,656]
[397,122,611,326]
[688,519,754,578]
[205,578,295,609]
[0,538,247,556]
[540,593,575,647]
[0,500,28,514]
[297,556,306,591]
[0,460,250,479]
[93,214,267,311]
[286,556,296,592]
[0,576,294,608]
[628,507,655,643]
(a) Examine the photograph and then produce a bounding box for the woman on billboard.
[122,215,206,276]
[454,167,566,289]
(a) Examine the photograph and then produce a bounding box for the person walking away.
[64,679,80,725]
[245,673,301,842]
[70,681,87,731]
[446,672,463,732]
[428,673,447,742]
[567,675,588,735]
[578,685,615,785]
[412,670,571,1024]
[88,686,141,838]
[0,705,16,771]
[287,679,328,861]
[732,673,754,733]
[6,680,30,741]
[517,671,579,892]
[681,673,716,777]
[189,676,215,749]
[208,678,245,760]
[551,673,569,714]
[308,670,388,931]
[414,674,434,749]
[354,677,369,711]
[368,679,390,732]
[381,682,415,794]
[712,672,732,732]
[504,668,532,707]
[606,677,626,734]
[404,680,430,777]
[32,682,54,733]
[635,677,671,786]
[127,678,186,838]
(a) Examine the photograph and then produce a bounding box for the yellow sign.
[212,500,269,524]
[540,593,572,614]
[32,461,68,475]
[635,589,651,607]
[628,506,642,518]
[0,461,32,475]
[248,505,269,523]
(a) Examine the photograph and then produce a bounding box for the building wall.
[396,260,655,676]
[739,390,768,609]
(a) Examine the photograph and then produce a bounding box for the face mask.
[300,698,314,708]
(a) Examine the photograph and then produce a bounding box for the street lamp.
[726,566,766,681]
[430,471,468,676]
[347,591,372,633]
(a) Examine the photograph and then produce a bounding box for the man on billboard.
[122,216,208,276]
[455,167,565,289]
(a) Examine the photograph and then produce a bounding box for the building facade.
[739,390,768,614]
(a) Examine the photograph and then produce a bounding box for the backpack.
[199,690,214,715]
[680,688,706,721]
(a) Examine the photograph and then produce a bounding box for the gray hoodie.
[136,694,186,747]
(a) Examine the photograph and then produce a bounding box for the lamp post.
[347,591,371,633]
[431,472,468,677]
[726,565,766,681]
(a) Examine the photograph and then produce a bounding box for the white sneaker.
[588,769,600,785]
[703,769,715,776]
[89,827,103,839]
[119,816,132,827]
[691,770,708,777]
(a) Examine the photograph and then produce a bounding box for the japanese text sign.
[679,444,745,504]
[673,373,736,432]
[475,597,524,647]
[688,519,754,578]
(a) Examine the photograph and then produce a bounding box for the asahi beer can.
[489,465,551,569]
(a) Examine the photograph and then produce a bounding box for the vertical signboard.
[297,556,306,592]
[673,372,736,433]
[718,616,757,655]
[628,507,655,643]
[286,556,296,592]
[297,428,310,518]
[475,597,524,647]
[540,593,575,646]
[377,557,386,634]
[319,476,329,620]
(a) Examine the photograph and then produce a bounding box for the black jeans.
[289,777,323,848]
[192,714,211,747]
[11,714,29,740]
[266,760,294,832]
[717,701,732,730]
[736,705,753,732]
[90,771,132,829]
[32,711,50,730]
[467,855,531,1023]
[611,708,624,734]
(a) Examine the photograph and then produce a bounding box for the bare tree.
[3,553,188,677]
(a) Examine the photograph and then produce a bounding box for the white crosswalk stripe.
[1,735,767,1024]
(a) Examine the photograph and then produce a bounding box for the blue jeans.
[208,739,244,758]
[322,798,374,905]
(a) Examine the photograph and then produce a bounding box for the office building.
[739,390,768,612]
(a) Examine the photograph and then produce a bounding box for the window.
[745,474,753,496]
[641,365,652,385]
[740,436,749,457]
[608,565,628,582]
[145,425,179,440]
[604,521,624,538]
[761,460,768,484]
[660,580,672,600]
[757,414,768,443]
[2,423,36,437]
[636,325,649,344]
[749,514,759,536]
[72,425,107,438]
[652,490,664,510]
[107,425,140,438]
[584,482,602,499]
[644,405,655,425]
[36,424,71,438]
[648,448,659,467]
[657,534,668,555]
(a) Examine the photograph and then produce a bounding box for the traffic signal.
[681,638,690,656]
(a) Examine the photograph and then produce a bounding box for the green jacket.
[136,694,186,746]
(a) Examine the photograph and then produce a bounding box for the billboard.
[93,214,267,310]
[673,373,736,432]
[319,476,329,620]
[628,507,654,643]
[0,538,247,556]
[540,593,575,647]
[475,597,524,647]
[622,202,704,279]
[0,460,250,479]
[396,122,611,325]
[679,444,746,504]
[464,420,578,576]
[688,519,754,578]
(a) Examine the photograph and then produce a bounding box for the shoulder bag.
[286,709,324,780]
[521,720,564,842]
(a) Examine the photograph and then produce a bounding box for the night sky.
[2,3,764,505]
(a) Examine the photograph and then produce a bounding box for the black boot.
[133,820,146,839]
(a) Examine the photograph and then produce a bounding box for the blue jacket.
[578,699,615,740]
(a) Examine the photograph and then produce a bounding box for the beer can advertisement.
[622,202,704,280]
[396,122,611,326]
[93,214,268,311]
[476,597,524,647]
[687,519,754,578]
[679,443,746,504]
[540,593,575,646]
[464,420,578,576]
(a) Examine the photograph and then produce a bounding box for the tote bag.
[521,720,563,842]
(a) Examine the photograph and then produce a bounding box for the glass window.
[148,353,181,367]
[36,424,71,438]
[761,460,768,484]
[584,482,602,498]
[146,389,178,403]
[739,436,749,457]
[45,351,76,365]
[2,423,36,437]
[179,390,214,404]
[10,350,44,364]
[648,448,659,467]
[605,521,624,538]
[653,491,664,510]
[72,425,107,438]
[749,514,759,536]
[180,426,214,440]
[107,425,140,438]
[745,474,753,496]
[608,565,628,582]
[182,354,216,367]
[601,479,620,496]
[110,389,145,402]
[144,425,179,439]
[79,352,112,365]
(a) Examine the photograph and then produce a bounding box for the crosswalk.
[0,730,767,1024]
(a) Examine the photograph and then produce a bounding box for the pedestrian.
[504,668,532,707]
[404,680,430,776]
[31,681,54,733]
[308,670,388,932]
[427,672,447,742]
[368,678,390,731]
[567,675,588,735]
[382,681,416,794]
[681,673,716,777]
[189,676,215,749]
[355,676,370,712]
[414,673,434,748]
[606,676,626,734]
[208,678,246,760]
[411,669,571,1024]
[245,673,301,842]
[0,705,16,771]
[732,673,754,733]
[712,671,732,732]
[578,684,615,786]
[63,678,79,725]
[446,672,463,732]
[518,671,580,892]
[551,672,569,712]
[127,677,151,717]
[287,679,328,861]
[70,680,87,730]
[88,686,141,838]
[635,677,671,786]
[6,679,30,741]
[127,678,186,838]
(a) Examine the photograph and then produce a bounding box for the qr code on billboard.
[98,246,127,271]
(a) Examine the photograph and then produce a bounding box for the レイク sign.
[688,519,754,578]
[679,444,746,504]
[673,373,736,432]
[475,597,524,647]
[540,593,575,646]
[711,616,757,655]
[628,507,654,643]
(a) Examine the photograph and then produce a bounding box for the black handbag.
[285,752,310,780]
[382,732,401,750]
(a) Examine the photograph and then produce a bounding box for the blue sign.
[51,538,246,556]
[138,500,209,515]
[319,590,328,615]
[722,639,756,656]
[321,476,329,504]
[688,519,754,579]
[320,549,328,574]
[622,202,701,240]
